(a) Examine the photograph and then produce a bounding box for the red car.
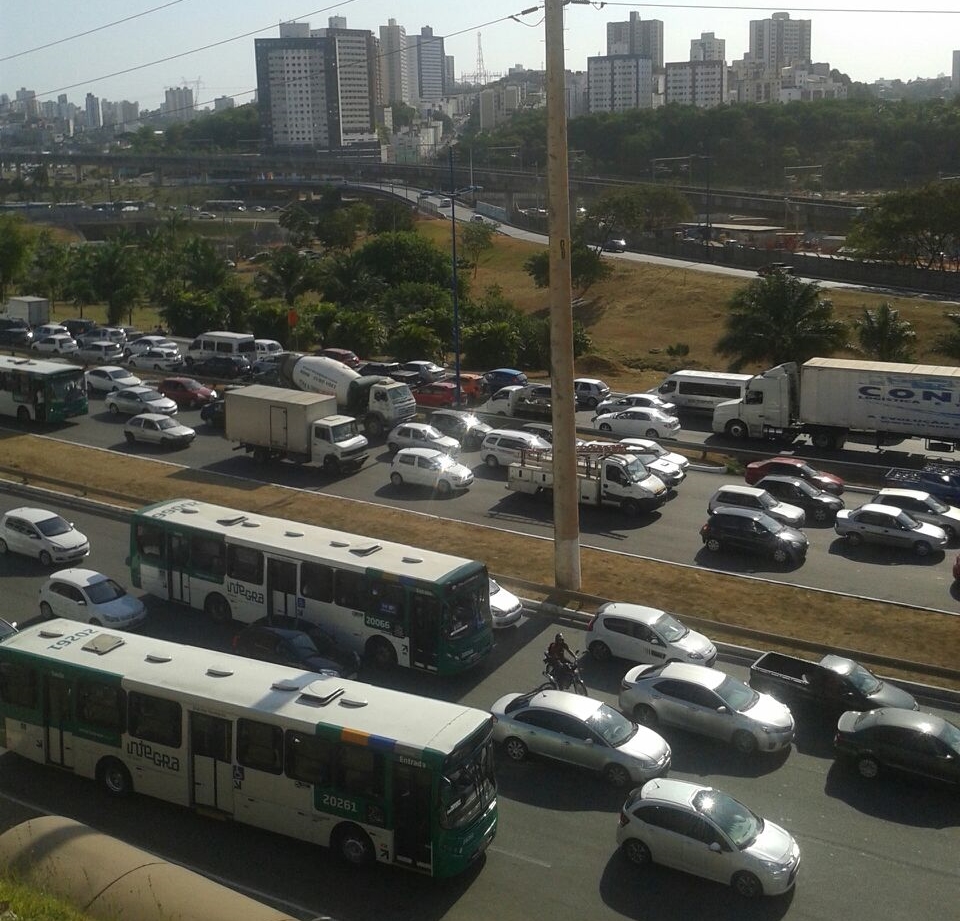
[413,381,463,408]
[744,457,844,495]
[157,376,218,409]
[316,347,361,369]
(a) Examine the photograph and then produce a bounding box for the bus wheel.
[367,637,397,669]
[334,824,374,867]
[16,406,30,423]
[204,593,232,625]
[98,758,133,797]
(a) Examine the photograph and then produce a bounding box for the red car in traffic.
[744,457,844,495]
[157,377,218,408]
[413,381,464,408]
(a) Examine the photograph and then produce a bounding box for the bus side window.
[192,535,225,578]
[0,661,38,709]
[77,679,124,732]
[128,692,181,748]
[238,719,282,774]
[285,730,333,785]
[227,545,263,584]
[334,570,363,609]
[368,580,404,626]
[300,562,333,602]
[336,744,384,798]
[136,524,164,562]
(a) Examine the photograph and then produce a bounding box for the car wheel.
[846,531,863,547]
[604,763,632,789]
[387,442,400,455]
[705,537,722,553]
[390,472,403,487]
[124,431,135,444]
[89,618,102,627]
[437,479,453,497]
[633,704,658,727]
[732,730,758,755]
[98,758,133,797]
[621,838,652,866]
[503,737,528,762]
[914,541,932,557]
[943,526,957,542]
[812,505,830,523]
[621,499,641,518]
[856,755,880,779]
[367,637,397,669]
[725,420,749,439]
[39,601,53,619]
[39,550,53,566]
[484,454,499,468]
[586,397,598,408]
[333,824,374,867]
[598,423,612,433]
[108,403,120,415]
[772,546,790,564]
[589,641,612,662]
[645,429,659,438]
[732,871,763,899]
[204,593,232,625]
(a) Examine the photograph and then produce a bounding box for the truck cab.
[712,363,798,441]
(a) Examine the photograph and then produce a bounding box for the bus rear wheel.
[204,593,232,625]
[98,758,133,797]
[334,824,375,867]
[367,637,397,669]
[16,406,30,423]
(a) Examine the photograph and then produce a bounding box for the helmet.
[555,633,564,644]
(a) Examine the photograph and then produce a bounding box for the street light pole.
[448,146,462,408]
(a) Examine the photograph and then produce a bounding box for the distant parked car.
[618,439,688,489]
[85,366,142,396]
[200,398,226,428]
[61,318,98,340]
[38,568,146,629]
[428,409,492,448]
[755,475,844,524]
[78,326,126,348]
[867,487,960,542]
[401,360,446,383]
[0,318,33,347]
[745,457,844,495]
[105,386,178,416]
[602,238,627,253]
[156,377,217,408]
[33,324,70,339]
[0,507,90,566]
[413,381,462,408]
[389,448,474,496]
[593,408,681,440]
[834,504,948,557]
[482,368,528,393]
[520,422,586,449]
[123,413,196,449]
[76,340,124,365]
[587,602,717,666]
[124,335,179,358]
[317,347,361,369]
[188,355,252,380]
[573,378,611,409]
[489,578,523,628]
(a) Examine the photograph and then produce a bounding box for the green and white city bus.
[0,620,498,877]
[129,499,494,675]
[0,354,87,422]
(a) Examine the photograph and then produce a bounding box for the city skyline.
[3,1,958,111]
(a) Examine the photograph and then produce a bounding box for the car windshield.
[842,662,882,695]
[925,496,950,513]
[444,573,491,638]
[35,515,72,537]
[793,479,819,497]
[654,612,688,642]
[757,492,777,509]
[714,675,760,712]
[937,719,960,755]
[795,463,818,478]
[756,513,786,534]
[894,510,921,529]
[139,390,163,402]
[84,578,126,604]
[623,457,650,482]
[586,703,638,747]
[157,418,180,430]
[693,790,763,849]
[179,379,201,391]
[489,579,502,596]
[329,420,360,440]
[284,633,320,658]
[388,388,409,402]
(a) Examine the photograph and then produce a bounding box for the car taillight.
[231,636,239,650]
[586,616,596,633]
[618,811,629,827]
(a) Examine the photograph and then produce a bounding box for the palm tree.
[254,246,320,306]
[716,274,847,370]
[853,302,916,361]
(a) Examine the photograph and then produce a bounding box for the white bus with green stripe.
[0,619,498,877]
[128,499,494,675]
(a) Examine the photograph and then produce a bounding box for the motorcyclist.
[545,632,576,687]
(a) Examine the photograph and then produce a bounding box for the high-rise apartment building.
[163,86,195,122]
[415,26,446,102]
[587,55,653,113]
[606,12,663,69]
[379,18,409,105]
[748,12,811,72]
[953,50,960,94]
[664,60,727,108]
[84,92,101,129]
[690,32,725,63]
[214,96,235,111]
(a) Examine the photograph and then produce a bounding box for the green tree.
[356,232,452,289]
[181,236,228,292]
[369,200,415,235]
[319,251,386,308]
[25,231,70,310]
[459,221,497,278]
[327,309,386,358]
[853,302,916,360]
[935,313,960,360]
[716,274,848,370]
[0,214,35,302]
[279,205,315,248]
[388,318,443,363]
[315,209,360,251]
[523,239,611,297]
[254,246,321,305]
[587,185,694,242]
[462,320,522,369]
[87,240,142,326]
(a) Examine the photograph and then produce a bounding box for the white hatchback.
[489,578,523,628]
[389,447,473,495]
[38,569,146,629]
[31,333,78,355]
[587,602,717,666]
[0,507,90,565]
[387,423,460,457]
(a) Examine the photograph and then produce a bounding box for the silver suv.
[708,484,805,528]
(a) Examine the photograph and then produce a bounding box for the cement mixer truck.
[278,353,416,437]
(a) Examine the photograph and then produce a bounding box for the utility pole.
[545,0,586,591]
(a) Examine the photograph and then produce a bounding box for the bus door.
[189,712,234,814]
[267,557,298,618]
[166,531,191,604]
[410,593,440,672]
[43,674,75,769]
[391,762,433,871]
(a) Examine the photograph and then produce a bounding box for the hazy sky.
[3,1,958,110]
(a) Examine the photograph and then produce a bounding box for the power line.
[600,3,960,13]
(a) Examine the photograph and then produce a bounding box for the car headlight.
[686,651,704,660]
[758,857,791,877]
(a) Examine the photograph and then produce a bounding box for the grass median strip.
[0,430,956,689]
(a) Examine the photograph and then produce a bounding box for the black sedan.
[188,355,253,380]
[834,707,960,785]
[199,399,225,428]
[232,622,360,679]
[755,475,845,524]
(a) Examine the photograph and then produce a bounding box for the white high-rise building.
[953,50,960,94]
[606,12,663,69]
[163,86,195,122]
[587,55,653,113]
[665,60,727,108]
[748,12,811,71]
[379,18,409,105]
[415,26,445,102]
[690,32,725,63]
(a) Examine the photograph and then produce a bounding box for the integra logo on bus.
[126,740,181,771]
[226,581,265,603]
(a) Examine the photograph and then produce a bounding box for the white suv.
[479,429,550,468]
[0,507,90,565]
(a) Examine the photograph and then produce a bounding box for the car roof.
[5,507,63,523]
[853,707,950,734]
[709,506,765,521]
[874,488,932,501]
[575,378,606,386]
[596,602,667,625]
[715,484,766,498]
[45,568,107,586]
[240,624,304,641]
[89,365,131,375]
[507,689,602,720]
[855,503,906,516]
[395,447,445,460]
[656,662,726,688]
[129,412,179,423]
[639,777,706,808]
[757,474,806,486]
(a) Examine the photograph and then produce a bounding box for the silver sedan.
[835,503,949,556]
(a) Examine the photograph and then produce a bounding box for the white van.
[254,339,283,360]
[187,331,257,363]
[654,370,753,413]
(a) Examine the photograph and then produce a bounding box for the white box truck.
[277,354,416,437]
[225,385,369,474]
[713,358,960,451]
[506,444,667,516]
[3,296,50,326]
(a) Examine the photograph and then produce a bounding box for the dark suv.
[62,318,99,339]
[700,507,808,565]
[0,317,33,347]
[233,621,360,678]
[189,354,252,380]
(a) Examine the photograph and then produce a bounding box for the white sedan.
[105,386,178,416]
[595,393,677,416]
[593,408,681,440]
[38,569,146,629]
[85,366,142,395]
[123,413,196,449]
[389,448,473,495]
[124,335,179,358]
[127,347,184,371]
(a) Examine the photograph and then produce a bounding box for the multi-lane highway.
[0,501,958,921]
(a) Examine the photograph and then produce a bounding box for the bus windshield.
[444,573,490,638]
[440,728,497,829]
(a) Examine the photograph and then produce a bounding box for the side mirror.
[716,705,729,714]
[709,842,722,853]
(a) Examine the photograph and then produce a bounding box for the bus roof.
[0,355,84,376]
[134,499,485,585]
[2,620,490,760]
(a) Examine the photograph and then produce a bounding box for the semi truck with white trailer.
[712,358,960,451]
[277,354,416,437]
[506,444,667,516]
[225,385,369,474]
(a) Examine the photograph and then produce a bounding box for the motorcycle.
[542,651,588,695]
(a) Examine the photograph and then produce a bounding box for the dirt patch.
[1,431,956,689]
